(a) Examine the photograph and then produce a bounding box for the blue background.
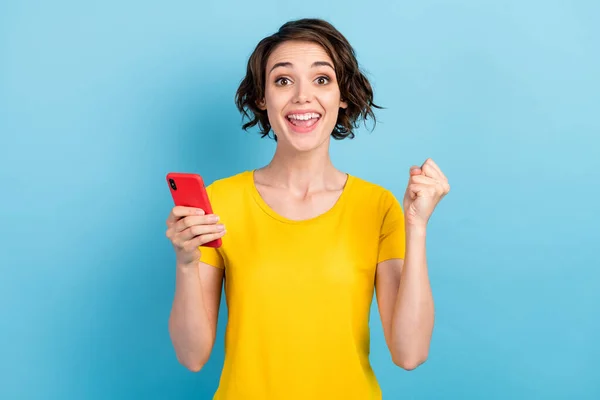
[1,0,599,399]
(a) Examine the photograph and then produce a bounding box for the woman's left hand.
[403,158,450,229]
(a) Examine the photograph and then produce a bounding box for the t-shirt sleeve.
[378,190,406,263]
[199,244,225,269]
[198,183,225,269]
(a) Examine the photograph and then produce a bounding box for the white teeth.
[287,112,321,120]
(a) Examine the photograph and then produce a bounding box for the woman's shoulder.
[347,174,404,217]
[203,171,254,216]
[206,170,252,192]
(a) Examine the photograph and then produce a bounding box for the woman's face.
[259,40,348,152]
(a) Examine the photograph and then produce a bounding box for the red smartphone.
[166,172,222,248]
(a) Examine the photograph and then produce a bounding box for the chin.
[279,131,330,153]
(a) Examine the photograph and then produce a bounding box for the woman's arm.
[376,158,448,369]
[375,226,434,370]
[168,261,224,372]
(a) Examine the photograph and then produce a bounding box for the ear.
[339,98,348,110]
[256,98,267,110]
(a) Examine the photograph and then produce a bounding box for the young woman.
[166,18,450,400]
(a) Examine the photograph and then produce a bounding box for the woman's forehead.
[267,41,332,69]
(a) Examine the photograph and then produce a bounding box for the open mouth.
[285,112,322,133]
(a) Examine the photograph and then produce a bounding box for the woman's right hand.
[165,206,226,267]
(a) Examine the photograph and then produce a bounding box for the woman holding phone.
[165,18,450,400]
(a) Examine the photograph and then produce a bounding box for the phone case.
[166,172,222,248]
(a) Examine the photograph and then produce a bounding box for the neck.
[258,140,342,192]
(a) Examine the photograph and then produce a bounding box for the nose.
[292,79,312,104]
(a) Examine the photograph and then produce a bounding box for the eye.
[315,76,330,85]
[275,77,292,86]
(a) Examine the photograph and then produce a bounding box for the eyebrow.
[269,61,335,74]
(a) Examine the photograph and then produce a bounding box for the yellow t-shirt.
[200,170,406,400]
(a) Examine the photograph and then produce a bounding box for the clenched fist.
[403,158,450,228]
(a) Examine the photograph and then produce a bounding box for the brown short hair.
[235,18,382,140]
